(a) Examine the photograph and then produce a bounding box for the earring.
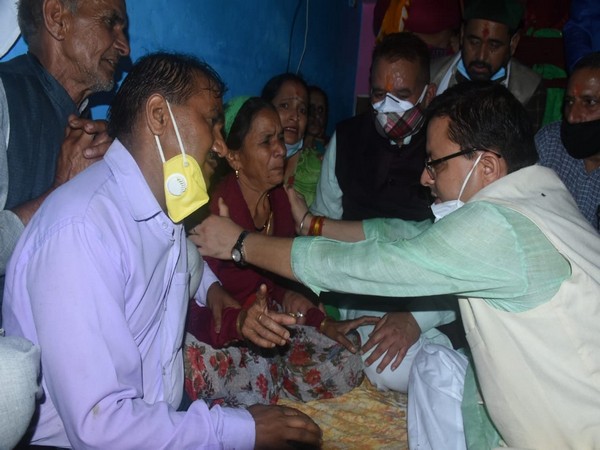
[235,169,239,179]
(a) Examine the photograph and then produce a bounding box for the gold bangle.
[236,309,247,339]
[319,316,331,333]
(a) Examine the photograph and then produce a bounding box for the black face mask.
[561,118,600,159]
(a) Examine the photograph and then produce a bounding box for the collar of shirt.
[105,139,167,223]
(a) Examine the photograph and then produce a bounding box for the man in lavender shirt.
[2,52,322,449]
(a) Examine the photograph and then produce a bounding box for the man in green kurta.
[191,82,600,449]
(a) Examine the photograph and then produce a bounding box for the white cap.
[0,0,20,59]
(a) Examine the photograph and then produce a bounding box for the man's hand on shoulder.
[53,115,112,187]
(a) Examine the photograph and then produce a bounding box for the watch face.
[231,248,242,263]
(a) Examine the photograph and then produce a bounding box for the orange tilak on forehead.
[568,69,600,97]
[568,77,583,96]
[385,74,394,91]
[482,26,490,38]
[384,72,403,91]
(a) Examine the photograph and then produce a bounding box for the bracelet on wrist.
[319,316,332,333]
[236,309,247,339]
[308,215,325,236]
[299,211,311,235]
[315,216,324,236]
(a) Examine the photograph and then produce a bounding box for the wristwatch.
[231,230,250,266]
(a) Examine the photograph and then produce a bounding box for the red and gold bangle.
[309,215,325,236]
[308,215,318,236]
[315,216,325,236]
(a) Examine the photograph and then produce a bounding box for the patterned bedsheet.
[278,378,408,449]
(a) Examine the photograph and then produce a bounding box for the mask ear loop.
[165,100,189,166]
[457,153,483,202]
[416,84,428,105]
[155,135,167,164]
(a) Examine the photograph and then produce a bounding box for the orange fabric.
[377,0,411,43]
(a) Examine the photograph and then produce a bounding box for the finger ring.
[288,312,304,319]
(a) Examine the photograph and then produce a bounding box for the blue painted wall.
[1,0,363,136]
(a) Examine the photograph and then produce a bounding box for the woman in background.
[261,73,308,185]
[293,85,330,206]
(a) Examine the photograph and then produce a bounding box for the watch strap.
[232,230,250,266]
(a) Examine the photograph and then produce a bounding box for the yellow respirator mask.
[154,101,209,223]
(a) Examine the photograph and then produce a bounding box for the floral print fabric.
[184,325,364,407]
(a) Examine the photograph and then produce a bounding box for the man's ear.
[145,94,169,137]
[424,82,437,106]
[43,0,69,41]
[480,151,505,186]
[509,31,521,57]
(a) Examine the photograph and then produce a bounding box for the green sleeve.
[362,217,432,241]
[291,202,569,312]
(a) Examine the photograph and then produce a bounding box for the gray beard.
[89,76,115,94]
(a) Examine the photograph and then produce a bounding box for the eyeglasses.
[425,148,502,179]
